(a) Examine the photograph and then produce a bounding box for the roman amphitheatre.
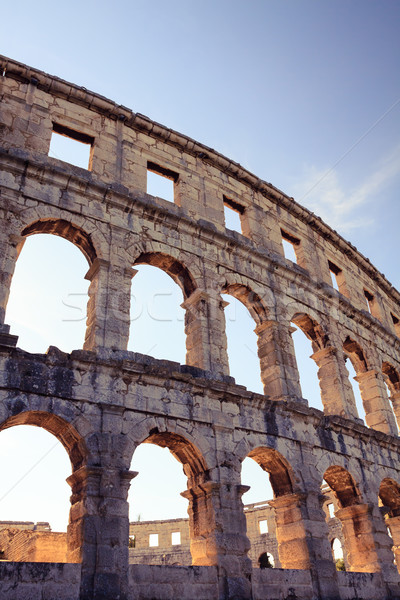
[0,55,400,600]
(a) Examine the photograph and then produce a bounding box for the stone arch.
[244,446,324,571]
[291,312,329,352]
[331,537,345,570]
[246,446,294,498]
[0,409,90,563]
[221,282,272,394]
[21,219,97,266]
[323,465,383,572]
[379,478,400,518]
[133,251,197,299]
[379,478,400,573]
[222,282,269,326]
[382,361,400,395]
[343,336,369,374]
[323,465,361,508]
[130,427,218,566]
[5,219,96,352]
[0,410,87,472]
[141,429,210,486]
[258,551,274,568]
[343,338,398,435]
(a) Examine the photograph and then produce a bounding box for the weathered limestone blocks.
[1,54,400,599]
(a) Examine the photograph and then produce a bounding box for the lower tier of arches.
[1,346,400,599]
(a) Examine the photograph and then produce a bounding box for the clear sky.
[0,0,399,532]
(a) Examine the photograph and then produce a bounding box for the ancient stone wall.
[0,55,400,599]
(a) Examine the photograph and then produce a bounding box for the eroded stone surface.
[0,54,400,599]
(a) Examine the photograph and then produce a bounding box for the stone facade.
[0,54,400,599]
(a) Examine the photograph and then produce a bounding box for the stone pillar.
[372,507,400,588]
[387,515,400,573]
[182,480,252,599]
[0,233,23,326]
[335,504,382,572]
[388,390,400,433]
[182,288,230,376]
[255,320,303,402]
[311,346,359,419]
[270,491,340,598]
[355,370,398,436]
[84,258,134,351]
[67,465,137,600]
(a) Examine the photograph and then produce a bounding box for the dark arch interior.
[379,478,400,517]
[134,252,196,299]
[144,430,209,484]
[247,447,293,497]
[22,219,97,265]
[343,337,368,373]
[291,313,329,353]
[324,465,360,508]
[382,362,400,393]
[0,410,87,471]
[222,283,268,325]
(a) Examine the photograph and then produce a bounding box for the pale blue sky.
[0,1,399,532]
[2,0,399,287]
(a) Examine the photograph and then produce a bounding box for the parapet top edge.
[0,54,397,299]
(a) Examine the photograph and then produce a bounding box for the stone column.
[67,465,137,600]
[84,258,134,351]
[182,288,230,376]
[387,515,400,573]
[182,480,252,599]
[255,320,303,402]
[311,346,359,419]
[0,231,22,347]
[270,491,340,598]
[0,233,23,326]
[355,370,398,436]
[335,503,382,572]
[388,390,400,433]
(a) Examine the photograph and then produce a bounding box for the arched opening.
[343,337,369,424]
[258,551,274,569]
[222,284,268,394]
[324,465,360,508]
[0,411,87,563]
[129,254,195,364]
[379,478,400,572]
[323,465,380,572]
[290,313,328,411]
[343,338,397,434]
[128,431,212,567]
[241,447,303,570]
[331,538,345,570]
[344,359,367,423]
[382,362,400,433]
[5,226,91,353]
[241,455,278,569]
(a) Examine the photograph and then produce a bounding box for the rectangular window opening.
[327,503,335,518]
[49,123,93,170]
[149,533,159,547]
[147,162,178,203]
[171,531,181,545]
[223,196,244,234]
[364,289,374,313]
[328,260,341,292]
[128,535,136,548]
[391,312,400,337]
[281,230,299,264]
[259,519,268,535]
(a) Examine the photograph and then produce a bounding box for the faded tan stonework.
[0,55,400,600]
